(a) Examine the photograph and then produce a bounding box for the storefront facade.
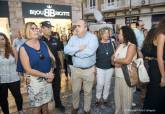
[0,1,10,38]
[0,0,82,40]
[22,2,72,35]
[83,0,165,30]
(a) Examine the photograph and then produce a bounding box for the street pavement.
[0,74,142,114]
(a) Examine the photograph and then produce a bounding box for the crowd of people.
[0,17,165,114]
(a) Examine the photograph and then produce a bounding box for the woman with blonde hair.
[95,27,114,106]
[17,22,54,114]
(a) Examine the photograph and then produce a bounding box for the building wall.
[116,17,125,27]
[7,0,82,39]
[83,0,165,30]
[140,16,152,30]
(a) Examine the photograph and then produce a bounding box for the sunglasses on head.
[36,50,45,60]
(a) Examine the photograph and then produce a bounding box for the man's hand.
[79,44,86,51]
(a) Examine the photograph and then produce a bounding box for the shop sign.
[125,16,139,24]
[22,2,71,19]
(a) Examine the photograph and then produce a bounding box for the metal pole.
[129,0,132,26]
[81,2,84,19]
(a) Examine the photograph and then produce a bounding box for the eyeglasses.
[36,50,45,60]
[31,27,39,31]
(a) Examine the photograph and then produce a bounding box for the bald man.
[64,19,99,114]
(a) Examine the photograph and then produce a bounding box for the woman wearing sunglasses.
[17,22,55,114]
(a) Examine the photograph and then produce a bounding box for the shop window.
[84,0,87,8]
[90,0,96,8]
[108,0,115,5]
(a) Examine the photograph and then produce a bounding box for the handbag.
[134,58,150,83]
[121,61,139,87]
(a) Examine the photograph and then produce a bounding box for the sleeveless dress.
[142,44,165,114]
[114,42,136,114]
[19,41,53,107]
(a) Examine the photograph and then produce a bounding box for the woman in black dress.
[142,23,165,113]
[156,18,165,113]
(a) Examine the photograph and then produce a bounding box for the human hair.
[24,22,37,39]
[136,20,142,27]
[80,19,88,28]
[142,28,157,52]
[120,26,137,46]
[0,32,14,58]
[72,25,77,32]
[155,17,165,37]
[61,34,67,40]
[98,27,109,39]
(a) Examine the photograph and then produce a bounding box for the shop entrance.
[0,18,10,38]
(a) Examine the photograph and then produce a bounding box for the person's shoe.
[55,104,65,111]
[103,99,108,106]
[132,102,136,107]
[18,110,24,114]
[71,107,78,114]
[84,110,90,114]
[95,99,101,107]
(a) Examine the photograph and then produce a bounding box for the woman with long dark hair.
[0,32,23,114]
[142,18,165,114]
[112,26,137,114]
[156,17,165,113]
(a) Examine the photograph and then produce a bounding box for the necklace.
[103,43,109,55]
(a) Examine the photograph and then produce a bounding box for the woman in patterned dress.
[17,22,54,114]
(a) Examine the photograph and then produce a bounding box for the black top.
[96,40,114,69]
[141,44,157,58]
[141,43,165,60]
[41,36,63,67]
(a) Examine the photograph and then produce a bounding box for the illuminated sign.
[22,2,71,19]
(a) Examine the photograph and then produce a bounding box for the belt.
[144,57,165,63]
[75,65,94,70]
[144,56,157,61]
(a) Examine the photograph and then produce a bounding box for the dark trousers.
[0,81,23,114]
[64,59,68,77]
[52,68,62,106]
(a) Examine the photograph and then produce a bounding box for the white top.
[0,55,20,83]
[114,43,136,78]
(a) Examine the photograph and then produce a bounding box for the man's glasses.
[36,50,45,60]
